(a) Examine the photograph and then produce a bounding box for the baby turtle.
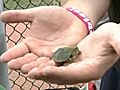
[53,46,80,63]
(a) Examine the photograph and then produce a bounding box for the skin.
[24,22,120,84]
[0,0,111,85]
[0,6,88,70]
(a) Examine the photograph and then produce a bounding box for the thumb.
[0,9,34,23]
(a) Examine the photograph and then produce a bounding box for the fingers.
[0,43,29,62]
[27,60,55,76]
[7,53,38,70]
[0,9,34,23]
[27,60,56,76]
[21,57,50,74]
[28,63,81,84]
[27,59,104,84]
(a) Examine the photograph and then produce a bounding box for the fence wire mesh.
[3,0,81,90]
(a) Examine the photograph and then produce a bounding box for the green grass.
[3,0,60,10]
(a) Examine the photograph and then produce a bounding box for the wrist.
[66,7,94,34]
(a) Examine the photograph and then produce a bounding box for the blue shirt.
[100,65,120,90]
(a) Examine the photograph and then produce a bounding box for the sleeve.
[108,0,120,23]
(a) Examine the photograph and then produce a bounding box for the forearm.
[60,0,110,28]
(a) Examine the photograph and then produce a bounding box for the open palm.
[0,6,87,73]
[24,22,120,84]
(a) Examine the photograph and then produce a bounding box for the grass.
[3,0,60,10]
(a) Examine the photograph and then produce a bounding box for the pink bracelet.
[66,7,93,34]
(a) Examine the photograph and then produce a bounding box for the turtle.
[53,46,81,63]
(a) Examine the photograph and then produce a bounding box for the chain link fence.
[3,0,81,90]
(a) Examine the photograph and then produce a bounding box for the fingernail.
[28,68,39,77]
[29,76,34,79]
[0,55,5,62]
[0,57,5,63]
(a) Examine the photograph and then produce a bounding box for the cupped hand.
[0,6,87,73]
[20,22,120,85]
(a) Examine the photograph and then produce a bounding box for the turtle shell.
[53,47,75,63]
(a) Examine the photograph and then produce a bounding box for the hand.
[11,22,120,85]
[0,6,87,73]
